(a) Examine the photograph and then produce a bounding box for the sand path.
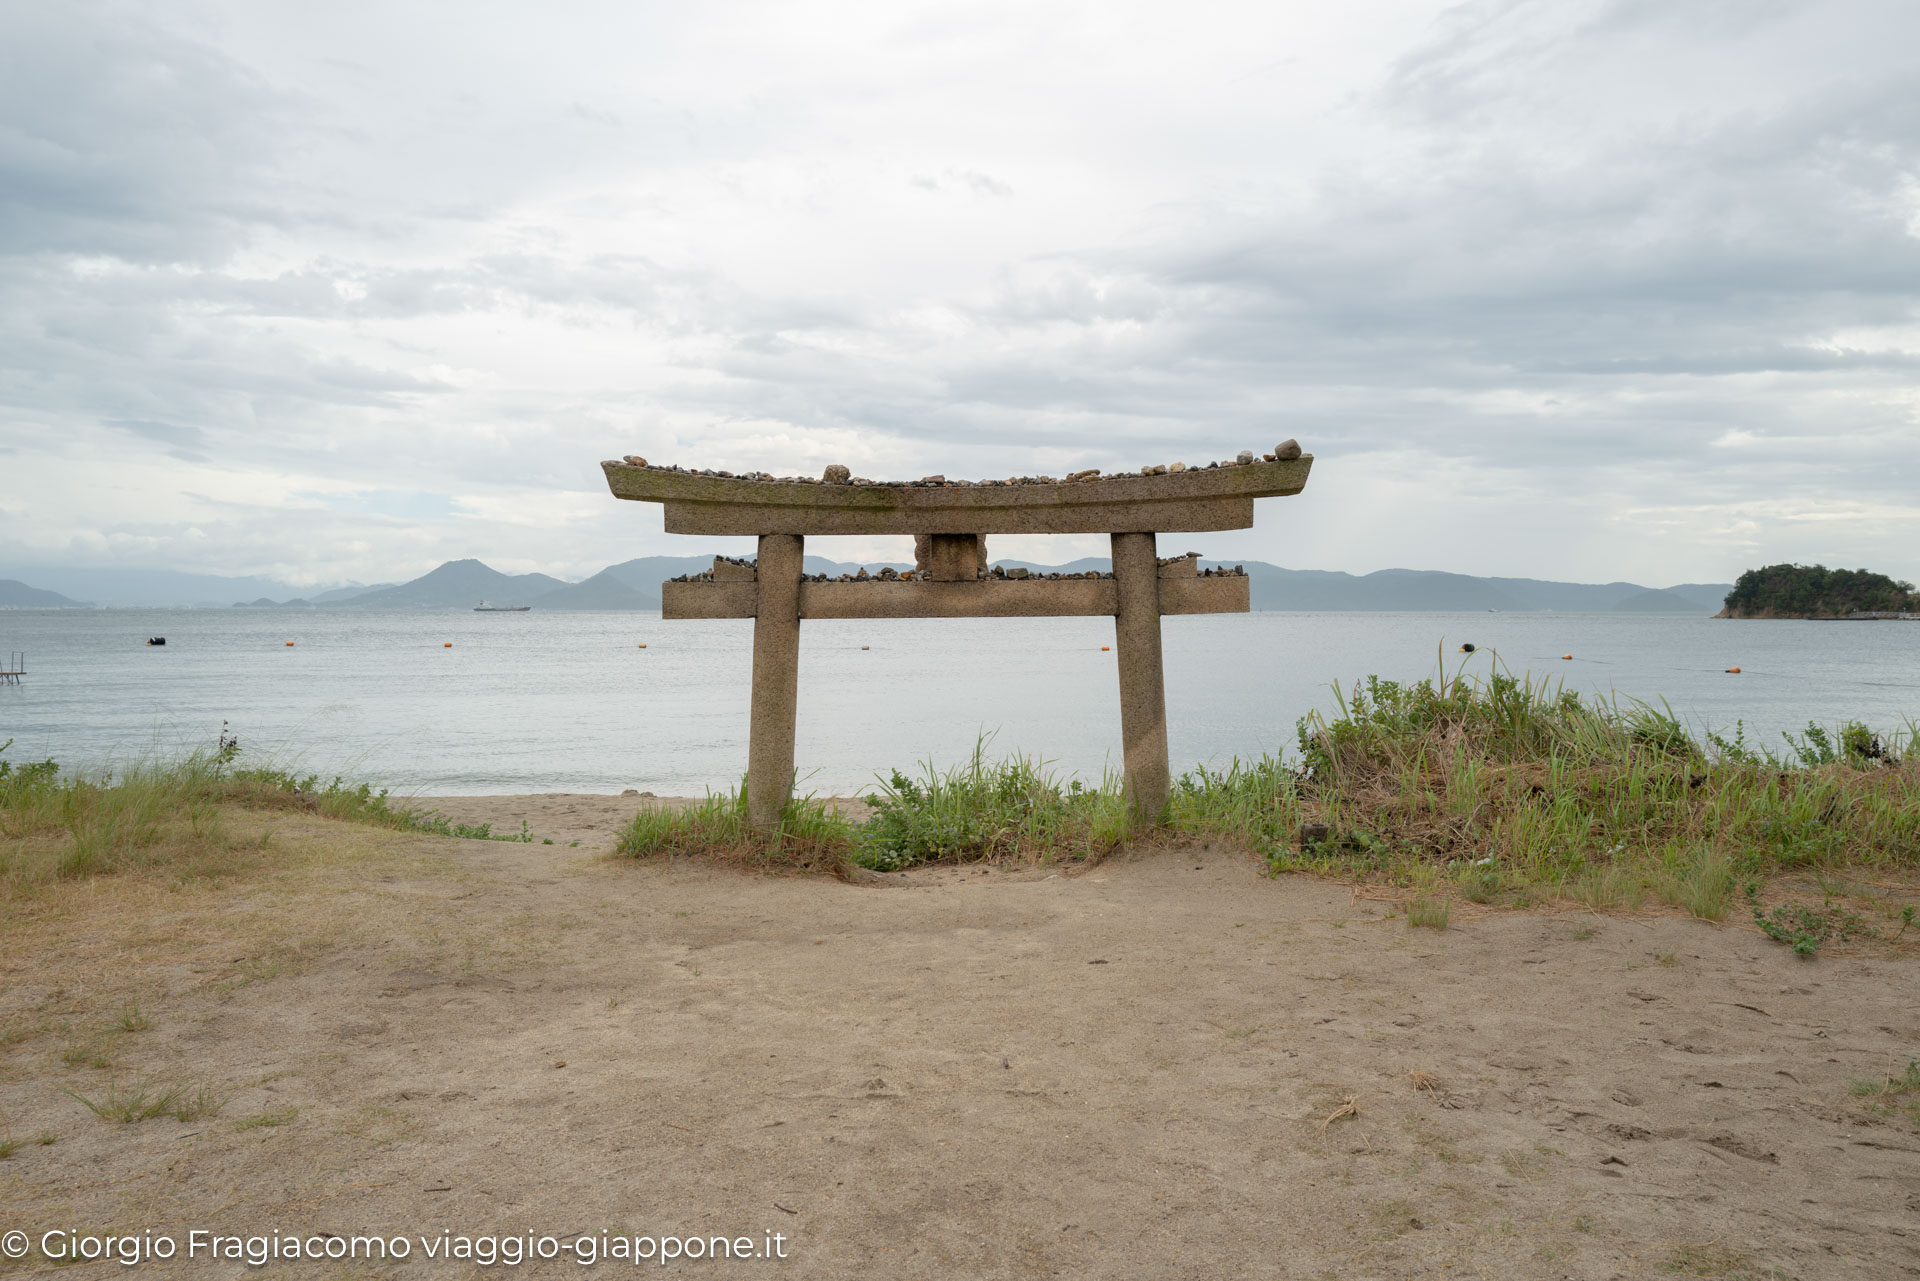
[2,801,1916,1278]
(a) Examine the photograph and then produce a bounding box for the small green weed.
[65,1076,224,1124]
[1407,898,1451,930]
[1745,883,1868,957]
[393,812,533,841]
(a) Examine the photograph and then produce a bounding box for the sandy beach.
[2,797,1916,1278]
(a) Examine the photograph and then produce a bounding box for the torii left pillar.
[746,533,803,829]
[1110,531,1171,824]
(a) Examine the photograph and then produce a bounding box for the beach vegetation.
[1259,662,1917,909]
[0,733,550,895]
[7,661,1918,943]
[854,746,1130,870]
[616,741,1133,873]
[617,785,856,870]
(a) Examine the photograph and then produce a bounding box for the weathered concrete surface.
[603,457,1312,535]
[1111,532,1171,824]
[664,580,760,619]
[747,534,803,830]
[661,575,1248,620]
[1158,575,1248,614]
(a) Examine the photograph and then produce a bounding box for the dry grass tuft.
[1409,1068,1465,1109]
[1319,1095,1359,1130]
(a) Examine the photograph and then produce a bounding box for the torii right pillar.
[1110,532,1171,823]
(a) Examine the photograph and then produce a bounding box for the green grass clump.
[1169,756,1300,855]
[617,785,857,870]
[856,749,1131,871]
[1,738,256,889]
[64,1076,224,1124]
[1657,849,1734,919]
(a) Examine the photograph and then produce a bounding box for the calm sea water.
[0,609,1915,795]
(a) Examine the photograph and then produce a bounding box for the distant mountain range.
[0,578,89,608]
[0,557,1734,614]
[0,566,386,608]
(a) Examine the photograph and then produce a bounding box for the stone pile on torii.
[602,441,1313,830]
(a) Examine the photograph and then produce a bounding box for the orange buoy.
[284,641,294,647]
[444,642,452,648]
[860,645,870,650]
[1725,666,1742,674]
[637,642,647,648]
[1562,653,1573,660]
[1100,645,1111,651]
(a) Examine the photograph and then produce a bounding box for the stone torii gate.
[602,446,1312,829]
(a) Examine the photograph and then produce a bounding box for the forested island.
[1718,563,1920,619]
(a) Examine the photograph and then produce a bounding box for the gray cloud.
[0,8,293,263]
[0,1,1916,586]
[106,418,210,461]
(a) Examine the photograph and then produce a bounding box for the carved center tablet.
[914,533,988,581]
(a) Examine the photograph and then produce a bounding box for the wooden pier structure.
[603,450,1313,829]
[1,652,22,686]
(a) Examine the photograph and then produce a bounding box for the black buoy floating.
[147,637,166,646]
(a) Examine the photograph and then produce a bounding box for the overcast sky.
[3,0,1917,587]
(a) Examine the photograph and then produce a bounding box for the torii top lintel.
[600,455,1313,536]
